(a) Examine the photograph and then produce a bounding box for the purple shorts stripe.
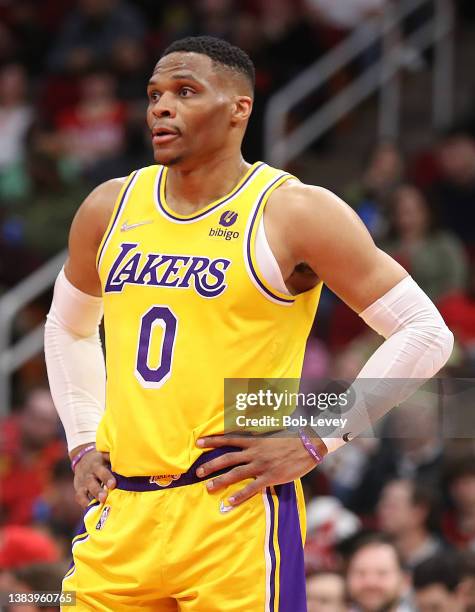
[275,482,307,612]
[72,501,100,538]
[64,564,75,578]
[72,532,89,545]
[66,500,100,574]
[266,488,277,611]
[72,531,87,543]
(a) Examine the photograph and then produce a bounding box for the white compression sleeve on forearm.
[322,276,454,453]
[44,268,105,452]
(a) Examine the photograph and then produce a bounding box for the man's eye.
[149,92,160,102]
[179,87,194,97]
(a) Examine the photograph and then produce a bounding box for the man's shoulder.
[268,175,349,221]
[264,173,368,259]
[80,176,130,219]
[272,176,326,198]
[71,176,130,247]
[88,176,129,203]
[77,166,158,240]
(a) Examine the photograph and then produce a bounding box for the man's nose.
[152,92,176,118]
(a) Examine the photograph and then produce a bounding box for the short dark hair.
[14,562,69,592]
[406,479,441,533]
[445,455,475,485]
[347,532,405,570]
[413,553,463,593]
[161,35,255,90]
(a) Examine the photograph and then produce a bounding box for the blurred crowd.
[1,0,475,610]
[0,0,396,281]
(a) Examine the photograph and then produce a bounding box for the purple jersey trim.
[97,170,138,268]
[156,163,265,222]
[246,174,295,304]
[111,446,243,492]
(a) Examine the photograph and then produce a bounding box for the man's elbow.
[436,323,454,370]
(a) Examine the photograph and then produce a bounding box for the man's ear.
[231,96,253,125]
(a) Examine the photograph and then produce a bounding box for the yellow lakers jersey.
[95,162,322,475]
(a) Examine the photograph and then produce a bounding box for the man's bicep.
[64,200,102,296]
[64,178,124,296]
[296,187,407,313]
[327,247,408,313]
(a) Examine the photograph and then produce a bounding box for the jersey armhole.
[96,170,140,271]
[244,173,297,306]
[255,215,291,296]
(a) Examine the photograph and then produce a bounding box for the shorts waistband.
[111,446,241,492]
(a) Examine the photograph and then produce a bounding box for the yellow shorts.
[62,448,307,611]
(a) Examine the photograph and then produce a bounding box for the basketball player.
[44,36,453,610]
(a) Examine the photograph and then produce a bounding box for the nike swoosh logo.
[120,220,153,232]
[219,501,235,514]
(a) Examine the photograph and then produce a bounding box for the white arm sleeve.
[322,276,454,453]
[44,268,105,452]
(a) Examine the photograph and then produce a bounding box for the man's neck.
[395,528,436,565]
[165,153,250,215]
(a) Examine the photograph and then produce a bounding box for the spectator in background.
[443,456,475,550]
[254,0,326,90]
[188,0,235,40]
[413,553,469,612]
[0,63,34,201]
[112,37,152,105]
[349,397,444,517]
[47,0,145,74]
[459,551,475,612]
[54,69,127,177]
[0,121,90,291]
[0,20,18,67]
[5,119,90,260]
[382,184,467,301]
[0,388,65,525]
[377,479,445,570]
[232,10,275,161]
[325,149,407,352]
[32,458,83,558]
[438,260,475,365]
[17,560,69,588]
[306,570,347,612]
[346,534,412,612]
[305,496,362,572]
[15,137,89,258]
[347,141,405,238]
[0,113,94,287]
[0,525,60,571]
[2,1,51,75]
[0,559,67,612]
[433,130,475,256]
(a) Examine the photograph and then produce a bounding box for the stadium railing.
[0,0,455,413]
[264,0,454,167]
[0,250,66,412]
